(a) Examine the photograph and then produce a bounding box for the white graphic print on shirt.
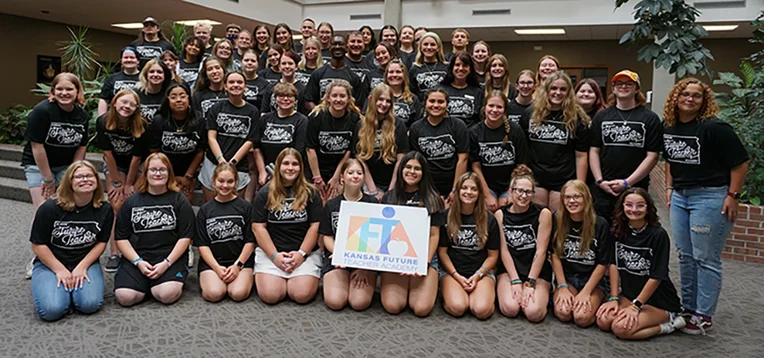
[370,77,384,91]
[105,133,134,155]
[615,242,652,276]
[529,120,569,145]
[46,123,85,147]
[161,131,198,154]
[394,102,411,120]
[503,224,536,251]
[563,233,596,266]
[141,105,160,122]
[448,95,475,117]
[270,198,308,223]
[479,141,516,167]
[200,98,225,118]
[453,225,481,251]
[112,80,138,95]
[216,113,251,138]
[50,221,101,249]
[319,78,334,98]
[415,71,446,89]
[319,131,352,154]
[131,205,177,233]
[136,45,163,59]
[295,72,310,86]
[262,123,295,144]
[206,215,245,243]
[601,121,646,148]
[417,134,456,160]
[244,85,260,101]
[663,134,700,165]
[177,67,199,84]
[331,211,340,231]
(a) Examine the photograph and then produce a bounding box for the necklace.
[172,117,187,132]
[345,192,363,202]
[628,222,647,235]
[617,107,635,123]
[423,61,438,73]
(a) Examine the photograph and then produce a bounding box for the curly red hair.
[662,77,718,127]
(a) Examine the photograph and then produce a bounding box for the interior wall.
[0,13,134,108]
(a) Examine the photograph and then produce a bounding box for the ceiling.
[0,0,755,42]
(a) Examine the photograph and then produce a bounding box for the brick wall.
[650,162,763,264]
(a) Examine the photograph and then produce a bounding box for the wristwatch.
[524,277,537,288]
[298,249,308,259]
[234,260,245,269]
[184,173,194,180]
[230,158,238,165]
[727,191,741,200]
[632,299,643,309]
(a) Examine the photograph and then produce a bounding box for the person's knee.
[202,286,227,303]
[228,285,252,302]
[324,291,348,311]
[410,298,435,317]
[498,298,520,318]
[35,297,69,322]
[444,298,468,317]
[348,293,372,311]
[73,294,104,314]
[258,287,286,304]
[612,322,633,340]
[573,311,596,327]
[596,315,614,331]
[470,301,495,320]
[381,295,406,314]
[288,286,317,304]
[153,287,183,305]
[115,290,145,307]
[524,305,547,323]
[554,306,572,322]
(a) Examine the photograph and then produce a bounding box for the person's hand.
[41,180,56,200]
[123,185,135,197]
[521,285,536,308]
[315,180,328,199]
[722,196,739,222]
[214,264,227,280]
[599,180,618,196]
[258,171,268,186]
[608,179,627,194]
[485,195,498,213]
[510,281,523,303]
[70,265,91,291]
[136,260,154,276]
[147,259,170,279]
[272,252,289,272]
[108,186,124,205]
[54,268,73,291]
[616,305,640,330]
[350,270,369,289]
[554,286,574,312]
[222,264,240,283]
[453,273,470,290]
[284,251,306,273]
[375,191,384,201]
[666,189,673,209]
[176,176,189,191]
[573,291,592,313]
[465,273,479,293]
[327,176,340,197]
[445,192,455,207]
[596,299,619,319]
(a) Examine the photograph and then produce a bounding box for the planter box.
[651,162,763,264]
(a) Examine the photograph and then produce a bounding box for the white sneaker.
[659,315,686,335]
[188,247,195,267]
[25,257,35,279]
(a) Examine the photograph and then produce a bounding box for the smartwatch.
[728,191,741,200]
[230,158,238,165]
[298,249,308,259]
[524,277,537,288]
[234,260,245,269]
[632,299,643,309]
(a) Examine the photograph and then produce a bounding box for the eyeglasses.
[679,92,703,100]
[564,193,584,202]
[614,81,636,88]
[511,188,535,197]
[73,174,96,180]
[148,167,169,175]
[276,94,296,99]
[517,81,535,87]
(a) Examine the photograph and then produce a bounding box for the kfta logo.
[345,206,418,258]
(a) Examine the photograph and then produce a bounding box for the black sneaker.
[104,255,120,273]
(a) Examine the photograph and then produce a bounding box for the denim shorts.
[24,165,68,188]
[559,272,609,294]
[102,163,129,176]
[489,189,510,199]
[198,157,250,191]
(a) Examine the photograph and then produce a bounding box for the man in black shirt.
[444,29,470,63]
[304,35,366,111]
[129,17,177,70]
[345,31,374,83]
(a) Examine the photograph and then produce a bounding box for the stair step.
[0,144,104,171]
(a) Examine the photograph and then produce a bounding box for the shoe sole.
[681,327,712,335]
[104,267,118,273]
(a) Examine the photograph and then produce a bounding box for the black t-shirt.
[408,62,448,100]
[553,215,611,276]
[614,225,681,313]
[590,106,663,187]
[399,51,416,70]
[205,100,260,171]
[365,67,386,94]
[344,56,375,83]
[148,113,207,176]
[115,191,195,262]
[195,197,255,269]
[244,76,272,110]
[137,88,165,123]
[30,199,114,269]
[306,110,360,180]
[22,100,89,167]
[351,117,409,188]
[469,121,529,194]
[319,193,379,237]
[499,203,546,278]
[520,110,590,186]
[177,59,202,89]
[260,81,308,115]
[256,112,308,167]
[295,68,315,87]
[439,84,484,128]
[129,39,177,69]
[252,185,323,252]
[99,71,140,102]
[663,117,749,189]
[257,68,283,85]
[304,65,367,108]
[95,114,148,170]
[393,95,423,128]
[439,211,501,277]
[192,88,227,119]
[408,116,469,194]
[381,190,446,227]
[507,98,531,123]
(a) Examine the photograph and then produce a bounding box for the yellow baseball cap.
[612,70,640,87]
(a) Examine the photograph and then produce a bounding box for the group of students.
[22,17,750,341]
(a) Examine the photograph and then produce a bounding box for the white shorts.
[254,247,322,279]
[198,157,250,191]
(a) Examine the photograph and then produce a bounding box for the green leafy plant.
[713,12,764,205]
[58,26,102,81]
[166,21,189,54]
[615,0,714,78]
[0,105,32,144]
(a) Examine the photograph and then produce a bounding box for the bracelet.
[270,252,278,262]
[112,181,123,188]
[665,186,674,191]
[163,258,171,267]
[42,177,54,184]
[184,173,194,180]
[367,190,379,196]
[595,179,604,186]
[607,296,620,302]
[557,283,569,289]
[623,179,629,188]
[631,304,641,312]
[510,279,523,285]
[450,270,457,277]
[131,257,143,265]
[215,154,224,161]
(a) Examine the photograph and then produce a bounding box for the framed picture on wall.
[37,55,61,84]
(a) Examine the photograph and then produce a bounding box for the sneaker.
[25,257,35,279]
[104,255,120,273]
[681,314,713,335]
[658,315,686,335]
[188,247,195,268]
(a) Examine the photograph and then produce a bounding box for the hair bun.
[512,164,533,179]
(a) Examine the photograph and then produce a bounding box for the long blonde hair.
[553,180,596,257]
[267,148,315,211]
[483,90,512,145]
[447,172,488,247]
[357,84,397,164]
[309,79,362,118]
[55,161,107,211]
[105,89,147,138]
[414,32,446,65]
[384,59,414,103]
[484,54,511,99]
[298,36,324,71]
[662,77,718,128]
[531,72,590,133]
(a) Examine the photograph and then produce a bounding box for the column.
[383,0,402,28]
[650,65,675,117]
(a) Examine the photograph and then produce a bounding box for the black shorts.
[496,259,553,283]
[114,256,189,294]
[534,173,569,193]
[590,183,618,223]
[197,253,255,274]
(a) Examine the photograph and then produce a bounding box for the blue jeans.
[31,260,105,321]
[670,186,732,316]
[24,164,68,188]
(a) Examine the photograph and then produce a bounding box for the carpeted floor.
[1,197,762,358]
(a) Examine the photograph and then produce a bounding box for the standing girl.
[296,36,324,86]
[384,59,422,128]
[471,41,491,88]
[506,70,535,123]
[241,49,271,110]
[398,25,416,69]
[536,55,560,85]
[134,59,172,123]
[253,25,271,59]
[408,32,448,101]
[259,23,297,72]
[176,36,205,89]
[193,57,228,119]
[211,39,236,72]
[439,172,500,319]
[366,42,397,93]
[484,54,519,110]
[261,52,307,115]
[98,47,140,115]
[440,52,483,128]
